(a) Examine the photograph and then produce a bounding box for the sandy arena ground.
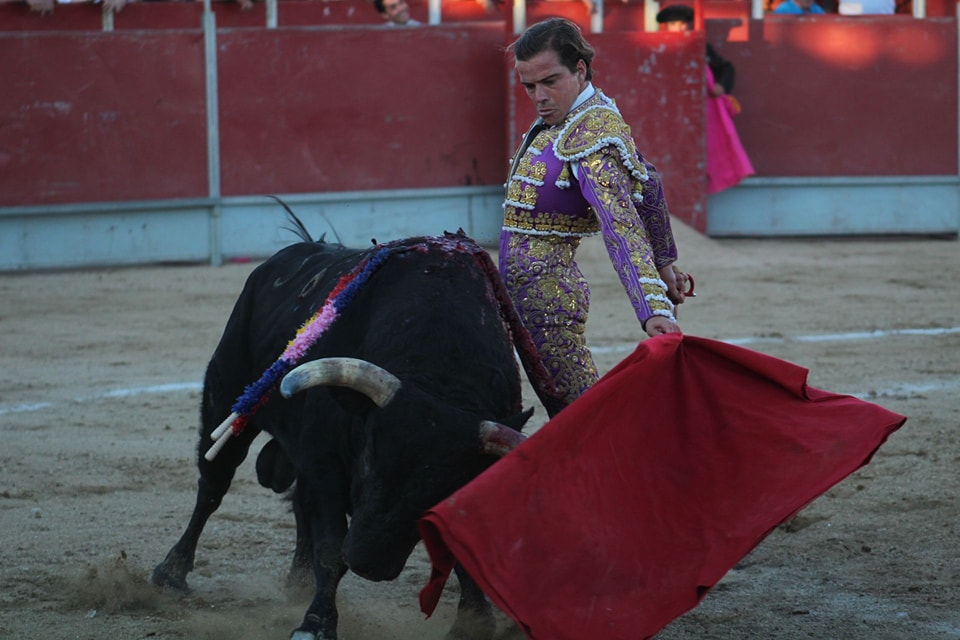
[1,220,957,640]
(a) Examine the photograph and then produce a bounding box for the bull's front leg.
[287,492,314,591]
[253,438,313,591]
[151,427,259,590]
[446,564,496,640]
[289,474,349,640]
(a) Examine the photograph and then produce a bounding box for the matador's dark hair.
[508,17,595,82]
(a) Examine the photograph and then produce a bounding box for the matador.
[499,85,685,405]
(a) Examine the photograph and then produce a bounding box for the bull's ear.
[497,407,535,429]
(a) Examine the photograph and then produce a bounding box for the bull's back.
[205,241,365,389]
[242,242,366,358]
[324,241,520,413]
[207,234,520,420]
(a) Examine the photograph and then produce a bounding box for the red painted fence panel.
[216,23,508,195]
[2,2,956,235]
[720,16,958,176]
[0,30,208,205]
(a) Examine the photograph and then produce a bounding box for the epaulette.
[554,104,649,183]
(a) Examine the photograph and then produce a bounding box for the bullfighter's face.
[515,49,588,127]
[662,20,690,32]
[380,0,411,25]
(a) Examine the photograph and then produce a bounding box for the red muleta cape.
[418,334,906,640]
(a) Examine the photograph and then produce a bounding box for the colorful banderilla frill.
[204,246,392,461]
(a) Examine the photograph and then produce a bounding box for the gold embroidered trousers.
[498,231,599,405]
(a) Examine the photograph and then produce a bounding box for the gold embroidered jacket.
[502,89,678,324]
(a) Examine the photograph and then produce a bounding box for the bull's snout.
[342,530,416,582]
[348,558,405,582]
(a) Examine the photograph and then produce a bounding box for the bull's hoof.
[445,610,496,640]
[150,564,189,592]
[291,613,336,640]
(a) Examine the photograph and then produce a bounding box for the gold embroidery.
[582,150,673,318]
[503,208,600,236]
[556,107,638,166]
[501,233,598,404]
[556,162,571,188]
[516,153,547,183]
[504,130,599,236]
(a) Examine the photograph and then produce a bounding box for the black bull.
[151,230,565,640]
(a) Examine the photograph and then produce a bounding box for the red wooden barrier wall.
[594,33,707,231]
[216,24,509,194]
[0,21,512,206]
[1,7,706,229]
[0,0,507,30]
[712,15,958,176]
[2,1,957,234]
[1,31,209,203]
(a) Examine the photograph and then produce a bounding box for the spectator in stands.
[0,0,53,14]
[773,0,826,13]
[25,0,54,13]
[374,0,421,26]
[656,4,754,194]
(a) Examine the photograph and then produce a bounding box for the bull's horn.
[280,357,401,407]
[479,420,526,457]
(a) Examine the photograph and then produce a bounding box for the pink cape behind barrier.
[706,67,755,194]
